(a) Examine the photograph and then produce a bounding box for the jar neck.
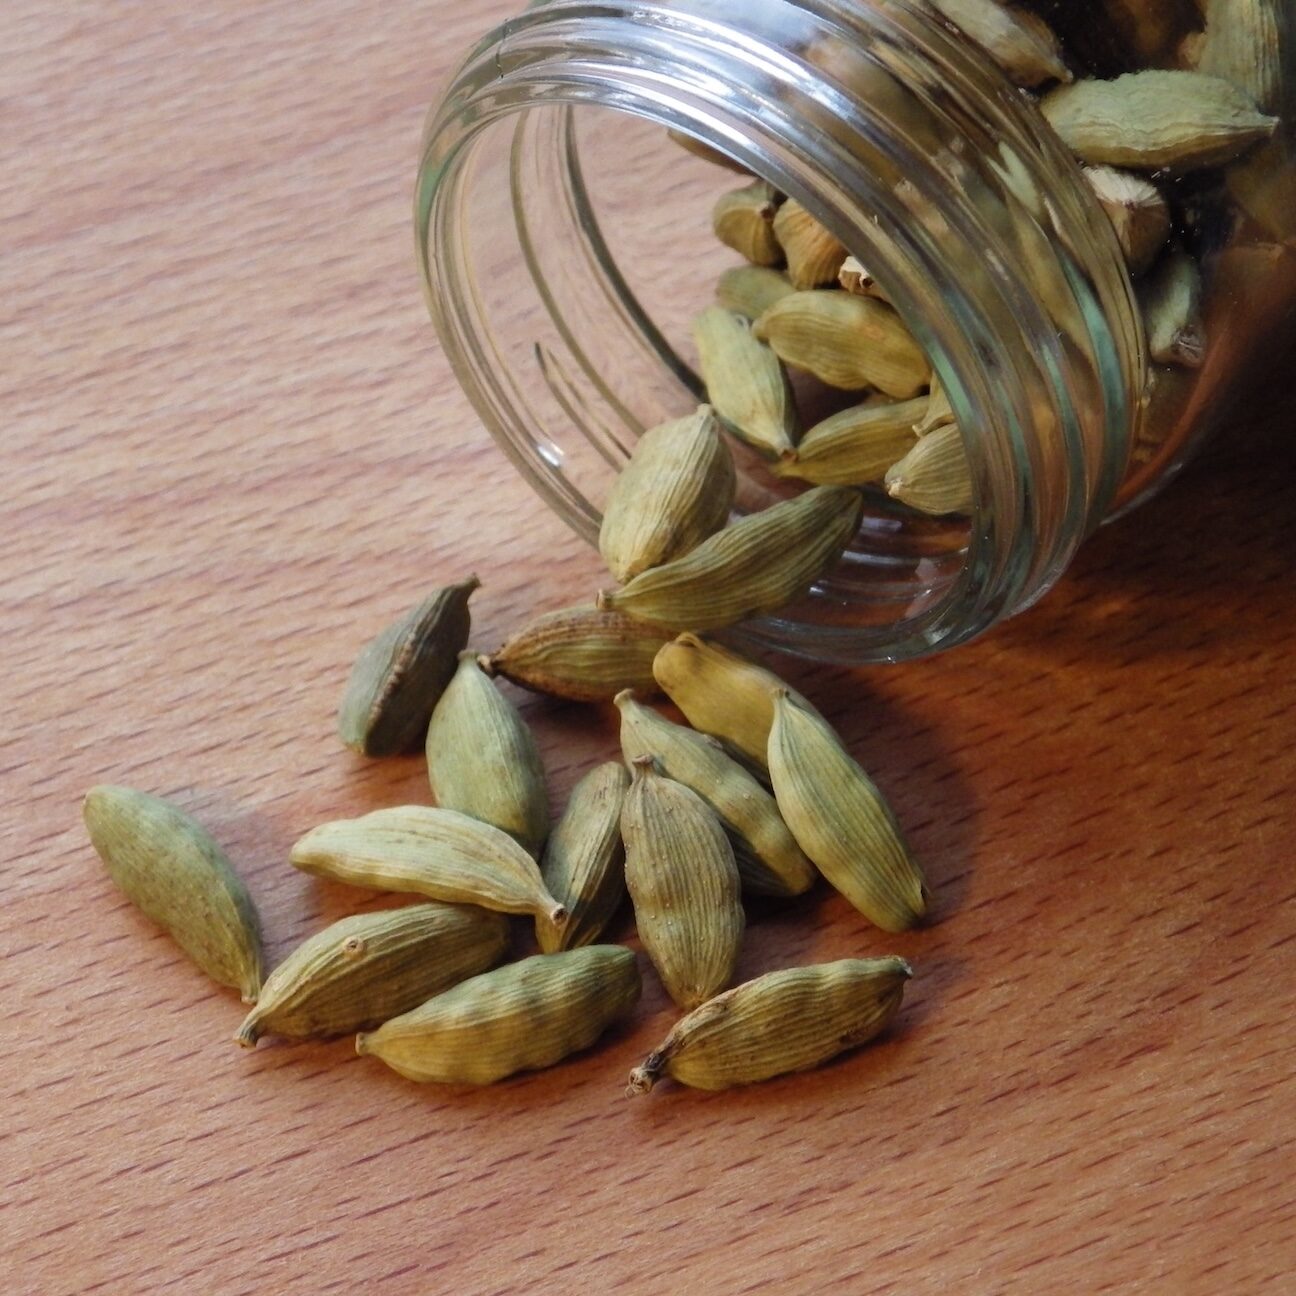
[418,0,1142,662]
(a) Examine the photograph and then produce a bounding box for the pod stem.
[234,1014,262,1049]
[625,1052,667,1097]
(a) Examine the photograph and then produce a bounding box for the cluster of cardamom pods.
[683,0,1280,502]
[84,0,1282,1097]
[85,564,923,1094]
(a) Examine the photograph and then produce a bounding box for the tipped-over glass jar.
[416,0,1295,663]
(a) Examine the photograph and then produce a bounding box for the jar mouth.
[417,0,1141,663]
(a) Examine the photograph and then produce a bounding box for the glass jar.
[416,0,1295,663]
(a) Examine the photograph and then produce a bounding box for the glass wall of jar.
[416,0,1295,663]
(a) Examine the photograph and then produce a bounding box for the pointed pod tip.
[355,1032,370,1057]
[477,653,497,677]
[613,688,634,708]
[595,589,613,612]
[234,1016,261,1048]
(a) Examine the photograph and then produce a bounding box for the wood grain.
[3,4,1295,1292]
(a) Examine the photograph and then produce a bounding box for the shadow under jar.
[416,0,1296,664]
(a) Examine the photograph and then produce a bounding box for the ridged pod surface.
[693,306,796,457]
[599,486,863,632]
[598,406,736,583]
[885,424,974,515]
[336,576,477,756]
[621,759,744,1009]
[426,651,549,856]
[1040,70,1277,171]
[289,805,566,944]
[482,605,671,703]
[357,946,641,1085]
[84,785,262,1002]
[773,398,926,487]
[615,691,813,898]
[753,292,929,398]
[652,633,820,773]
[538,763,630,953]
[627,957,912,1093]
[768,691,928,932]
[235,903,509,1046]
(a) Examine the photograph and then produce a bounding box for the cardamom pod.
[1040,71,1277,171]
[336,576,478,757]
[357,945,641,1085]
[712,180,784,267]
[627,956,912,1093]
[482,605,671,704]
[235,902,508,1047]
[772,199,847,290]
[598,405,736,583]
[1084,166,1171,277]
[1139,249,1205,368]
[693,306,796,457]
[753,291,930,398]
[773,398,926,487]
[929,0,1070,88]
[289,806,566,943]
[538,763,629,953]
[426,651,549,856]
[621,758,744,1009]
[615,691,813,897]
[915,372,955,435]
[597,485,862,632]
[667,129,749,174]
[1195,0,1281,113]
[716,266,795,320]
[838,255,889,302]
[652,632,820,773]
[885,424,974,515]
[768,690,928,932]
[84,785,262,1002]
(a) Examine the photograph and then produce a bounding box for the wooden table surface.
[5,4,1295,1292]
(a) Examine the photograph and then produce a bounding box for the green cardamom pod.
[1040,70,1277,171]
[693,305,796,457]
[290,805,566,944]
[885,423,973,516]
[538,763,630,954]
[426,651,549,856]
[627,957,912,1093]
[711,180,784,267]
[771,199,847,290]
[615,691,813,897]
[716,266,795,320]
[767,690,927,932]
[482,605,671,703]
[928,0,1071,88]
[598,486,862,632]
[652,632,820,773]
[753,291,930,398]
[599,405,736,583]
[356,946,641,1084]
[84,785,262,1002]
[621,757,744,1009]
[773,398,926,487]
[337,575,478,756]
[235,902,508,1047]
